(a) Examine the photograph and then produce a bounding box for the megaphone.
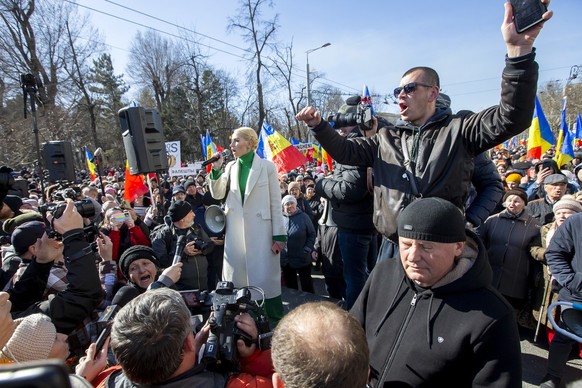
[204,205,225,234]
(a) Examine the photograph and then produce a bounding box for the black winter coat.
[350,232,522,387]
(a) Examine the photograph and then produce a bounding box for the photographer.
[151,200,214,291]
[86,288,272,387]
[8,199,103,334]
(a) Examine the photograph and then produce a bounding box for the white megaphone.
[204,205,226,234]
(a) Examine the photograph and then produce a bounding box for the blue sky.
[76,0,581,116]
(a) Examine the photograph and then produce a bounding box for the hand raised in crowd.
[125,207,138,222]
[75,339,109,383]
[536,166,553,184]
[502,0,553,57]
[296,106,322,128]
[35,232,64,264]
[234,313,258,358]
[47,199,84,234]
[0,292,15,348]
[96,232,113,262]
[160,262,183,284]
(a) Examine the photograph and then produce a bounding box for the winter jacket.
[527,196,556,225]
[546,213,582,304]
[281,208,316,269]
[465,152,504,227]
[479,209,541,299]
[151,223,214,291]
[316,127,375,234]
[350,231,522,387]
[9,228,104,334]
[311,52,538,241]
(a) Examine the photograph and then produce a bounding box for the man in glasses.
[297,2,552,261]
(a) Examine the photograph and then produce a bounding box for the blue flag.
[576,112,582,139]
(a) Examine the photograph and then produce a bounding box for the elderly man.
[528,173,568,225]
[296,2,552,262]
[351,197,522,387]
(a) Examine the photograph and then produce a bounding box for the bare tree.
[228,0,278,130]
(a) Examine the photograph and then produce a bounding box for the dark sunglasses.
[394,82,435,98]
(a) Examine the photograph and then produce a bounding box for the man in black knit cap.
[350,197,521,387]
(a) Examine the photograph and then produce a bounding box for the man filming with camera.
[151,200,215,291]
[86,287,273,387]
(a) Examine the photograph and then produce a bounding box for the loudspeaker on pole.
[42,141,75,183]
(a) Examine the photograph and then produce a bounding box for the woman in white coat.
[207,127,287,323]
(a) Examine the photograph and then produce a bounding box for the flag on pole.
[317,143,333,171]
[124,161,149,202]
[526,96,554,159]
[84,147,97,181]
[203,129,220,173]
[555,97,574,168]
[575,112,582,139]
[361,84,376,117]
[257,121,307,175]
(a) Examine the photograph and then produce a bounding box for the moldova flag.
[85,147,97,181]
[555,97,574,168]
[526,96,554,159]
[257,121,307,175]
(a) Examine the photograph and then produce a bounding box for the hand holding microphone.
[201,150,231,168]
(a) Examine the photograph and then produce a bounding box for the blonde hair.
[233,127,259,150]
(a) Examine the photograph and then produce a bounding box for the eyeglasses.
[393,82,435,98]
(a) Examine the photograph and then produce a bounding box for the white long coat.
[208,154,286,298]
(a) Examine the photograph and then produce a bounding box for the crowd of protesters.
[2,2,581,387]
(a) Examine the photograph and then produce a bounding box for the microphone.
[95,286,140,352]
[173,234,187,265]
[201,150,231,167]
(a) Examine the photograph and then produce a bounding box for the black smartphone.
[510,0,547,33]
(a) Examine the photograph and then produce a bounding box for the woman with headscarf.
[479,188,541,328]
[207,127,287,323]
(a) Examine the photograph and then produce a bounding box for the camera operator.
[84,288,272,387]
[8,199,103,334]
[151,200,214,291]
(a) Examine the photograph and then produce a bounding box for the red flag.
[124,161,149,202]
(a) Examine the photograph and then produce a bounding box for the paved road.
[280,271,582,387]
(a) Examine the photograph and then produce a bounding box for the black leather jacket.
[312,52,539,241]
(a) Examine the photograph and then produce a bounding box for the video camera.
[327,95,374,130]
[202,281,271,373]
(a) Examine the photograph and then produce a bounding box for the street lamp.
[306,43,331,107]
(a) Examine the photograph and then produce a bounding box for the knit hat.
[502,189,528,206]
[2,212,44,234]
[0,313,56,363]
[281,195,297,206]
[168,200,192,222]
[11,221,46,255]
[104,186,116,195]
[119,245,161,280]
[2,195,22,214]
[552,195,582,214]
[397,198,465,243]
[184,180,196,190]
[505,171,523,184]
[288,182,301,192]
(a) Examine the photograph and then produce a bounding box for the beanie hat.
[288,182,301,192]
[11,221,46,255]
[505,171,523,184]
[0,314,56,363]
[397,198,465,243]
[2,211,43,234]
[172,185,186,195]
[553,195,582,214]
[502,189,528,206]
[168,200,192,222]
[184,180,196,190]
[281,195,297,206]
[2,195,22,214]
[119,245,161,280]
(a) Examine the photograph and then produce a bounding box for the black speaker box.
[42,141,75,183]
[118,106,168,174]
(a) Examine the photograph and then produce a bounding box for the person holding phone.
[99,207,151,278]
[296,1,553,263]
